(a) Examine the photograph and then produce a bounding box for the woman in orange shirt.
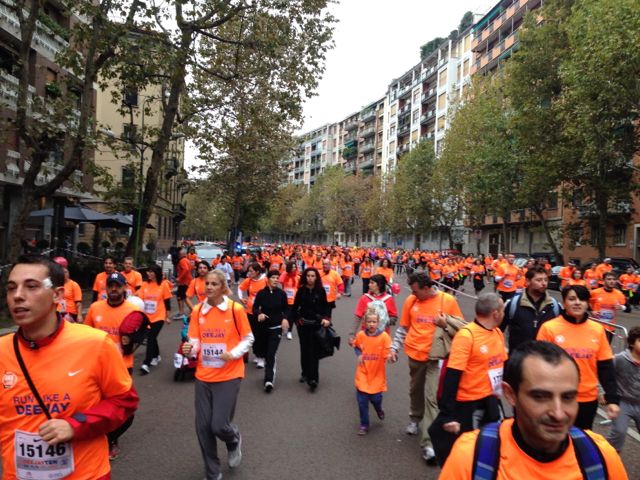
[341,253,355,297]
[139,264,173,374]
[360,257,374,295]
[568,269,588,288]
[470,259,486,295]
[186,260,211,311]
[375,258,394,285]
[537,285,620,430]
[238,262,267,367]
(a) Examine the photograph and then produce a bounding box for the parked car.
[531,252,562,267]
[195,245,225,266]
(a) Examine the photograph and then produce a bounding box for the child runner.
[353,305,391,435]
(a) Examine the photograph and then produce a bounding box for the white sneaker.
[256,358,265,369]
[227,434,242,468]
[264,381,274,393]
[405,421,419,435]
[252,357,259,364]
[286,332,293,340]
[140,364,150,375]
[422,446,437,465]
[173,353,183,369]
[150,356,161,366]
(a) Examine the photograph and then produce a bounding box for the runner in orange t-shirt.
[175,249,194,319]
[353,307,391,435]
[138,264,173,375]
[589,272,626,332]
[618,266,638,311]
[186,260,210,310]
[341,253,355,297]
[360,257,374,295]
[238,262,268,366]
[430,292,506,465]
[2,256,138,480]
[537,285,620,430]
[182,270,253,478]
[494,254,522,301]
[92,256,116,302]
[53,257,83,323]
[390,271,463,462]
[320,259,344,317]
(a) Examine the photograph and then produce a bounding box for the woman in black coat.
[289,267,331,391]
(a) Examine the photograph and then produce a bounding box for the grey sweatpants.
[607,400,640,452]
[195,378,242,479]
[408,358,440,449]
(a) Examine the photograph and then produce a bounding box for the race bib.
[502,279,513,288]
[100,292,107,300]
[144,300,157,314]
[201,343,226,368]
[488,367,503,396]
[285,288,295,300]
[598,309,614,322]
[15,430,74,480]
[58,300,67,313]
[323,284,330,294]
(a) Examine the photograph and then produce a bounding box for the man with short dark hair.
[390,271,465,465]
[501,265,559,352]
[429,293,507,466]
[440,341,627,479]
[92,256,116,302]
[0,255,138,479]
[175,248,193,319]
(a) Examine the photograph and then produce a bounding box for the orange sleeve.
[400,295,415,328]
[443,294,463,317]
[596,325,613,361]
[536,321,553,342]
[447,328,473,371]
[239,278,250,292]
[438,431,476,479]
[233,302,252,337]
[72,281,82,303]
[590,432,629,480]
[83,305,95,328]
[186,279,196,298]
[162,281,172,300]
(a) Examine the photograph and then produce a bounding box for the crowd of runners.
[1,243,638,479]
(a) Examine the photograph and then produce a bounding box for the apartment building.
[86,78,188,254]
[287,122,340,189]
[0,1,94,257]
[470,0,543,76]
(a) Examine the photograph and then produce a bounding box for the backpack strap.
[550,297,560,317]
[472,421,501,480]
[569,427,608,480]
[507,294,521,319]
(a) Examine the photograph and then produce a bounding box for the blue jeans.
[356,390,383,427]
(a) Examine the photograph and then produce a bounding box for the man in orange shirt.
[175,248,193,320]
[92,256,116,302]
[595,257,613,286]
[589,272,626,335]
[619,266,638,312]
[53,257,83,323]
[494,254,522,302]
[1,255,138,479]
[428,292,506,466]
[390,271,464,465]
[558,261,576,289]
[122,256,143,297]
[84,271,145,459]
[440,341,627,479]
[320,259,344,318]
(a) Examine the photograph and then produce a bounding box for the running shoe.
[227,434,242,468]
[376,409,385,420]
[140,364,150,375]
[422,446,437,466]
[286,331,293,340]
[255,358,265,369]
[109,443,120,460]
[150,355,161,366]
[357,425,368,436]
[264,381,274,393]
[405,421,419,435]
[172,312,184,320]
[308,380,318,392]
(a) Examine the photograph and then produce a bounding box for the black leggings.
[143,321,164,366]
[575,400,598,430]
[297,324,320,384]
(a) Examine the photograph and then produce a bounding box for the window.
[437,93,446,111]
[463,59,470,77]
[122,87,138,107]
[547,192,558,210]
[413,90,420,103]
[122,167,135,190]
[437,116,446,130]
[438,69,447,87]
[390,104,397,116]
[412,110,419,123]
[411,130,419,142]
[613,224,627,246]
[464,35,471,51]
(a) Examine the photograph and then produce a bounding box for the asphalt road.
[109,277,640,480]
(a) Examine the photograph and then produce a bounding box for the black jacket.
[502,291,558,352]
[289,286,330,324]
[252,286,289,328]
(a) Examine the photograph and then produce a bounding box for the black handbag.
[315,326,341,359]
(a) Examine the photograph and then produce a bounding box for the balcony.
[360,109,375,122]
[420,132,434,142]
[344,162,356,174]
[397,124,410,136]
[344,138,357,149]
[359,158,374,169]
[0,2,69,61]
[420,111,435,125]
[361,126,375,138]
[398,104,411,118]
[396,143,410,155]
[421,88,436,103]
[0,71,36,110]
[360,141,375,154]
[472,0,536,53]
[344,120,359,131]
[398,84,412,99]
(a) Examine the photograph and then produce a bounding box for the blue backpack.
[507,293,560,320]
[472,422,608,480]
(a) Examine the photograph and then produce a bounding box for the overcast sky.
[298,0,498,133]
[186,0,498,168]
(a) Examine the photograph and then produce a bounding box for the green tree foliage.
[420,37,446,60]
[558,0,640,258]
[458,11,474,32]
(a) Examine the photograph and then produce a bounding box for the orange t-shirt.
[440,418,628,480]
[360,263,373,279]
[84,300,141,369]
[568,278,588,288]
[58,279,82,315]
[138,281,172,323]
[537,316,613,401]
[0,323,132,479]
[375,266,394,283]
[188,299,252,383]
[269,255,284,272]
[186,277,207,303]
[354,331,391,394]
[279,273,299,305]
[495,264,521,293]
[447,321,507,401]
[400,292,463,361]
[176,257,193,286]
[320,269,343,302]
[583,269,600,289]
[122,270,143,297]
[231,256,244,271]
[341,261,354,278]
[589,287,626,325]
[471,265,485,280]
[429,262,443,281]
[619,274,638,292]
[239,277,267,312]
[92,271,109,301]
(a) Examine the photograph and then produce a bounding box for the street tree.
[557,0,640,258]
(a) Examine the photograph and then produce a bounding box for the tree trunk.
[533,206,564,264]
